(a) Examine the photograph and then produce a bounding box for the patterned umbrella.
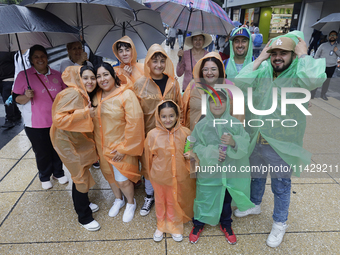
[144,0,234,35]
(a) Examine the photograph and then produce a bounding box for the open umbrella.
[21,0,135,43]
[311,13,340,33]
[0,5,79,88]
[144,0,234,36]
[83,0,166,60]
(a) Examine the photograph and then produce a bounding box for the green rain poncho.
[225,27,253,80]
[191,90,254,225]
[236,31,327,176]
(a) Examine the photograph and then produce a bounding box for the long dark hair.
[80,65,98,107]
[95,62,121,87]
[198,57,224,79]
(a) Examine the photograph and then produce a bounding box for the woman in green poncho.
[188,90,254,245]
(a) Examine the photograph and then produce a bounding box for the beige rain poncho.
[144,100,195,234]
[112,35,144,86]
[50,66,97,193]
[93,75,145,184]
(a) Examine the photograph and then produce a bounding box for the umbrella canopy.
[21,0,135,41]
[144,0,234,35]
[84,0,166,60]
[311,13,340,33]
[0,5,79,51]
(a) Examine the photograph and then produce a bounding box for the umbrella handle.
[15,33,31,90]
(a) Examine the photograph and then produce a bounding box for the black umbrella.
[21,0,135,45]
[0,5,79,88]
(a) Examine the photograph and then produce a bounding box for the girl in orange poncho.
[50,66,100,231]
[112,35,144,86]
[144,100,196,242]
[93,62,144,223]
[134,44,183,217]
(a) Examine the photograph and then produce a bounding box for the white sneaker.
[41,181,52,190]
[108,197,125,217]
[266,222,288,248]
[81,220,101,232]
[122,199,136,223]
[234,204,261,217]
[89,203,99,213]
[53,175,68,185]
[171,233,183,242]
[153,229,163,242]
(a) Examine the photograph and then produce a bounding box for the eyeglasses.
[329,34,337,37]
[202,67,218,73]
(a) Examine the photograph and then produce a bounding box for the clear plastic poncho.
[235,31,327,176]
[191,90,254,225]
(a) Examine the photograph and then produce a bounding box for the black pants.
[25,127,64,182]
[193,189,233,228]
[169,37,176,49]
[0,80,21,122]
[72,183,94,224]
[311,65,336,97]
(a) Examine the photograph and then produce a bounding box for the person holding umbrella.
[12,44,68,190]
[112,36,144,85]
[176,31,212,91]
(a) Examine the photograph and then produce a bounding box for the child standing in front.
[144,100,195,242]
[134,44,183,217]
[189,90,254,245]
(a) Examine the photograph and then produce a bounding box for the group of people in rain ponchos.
[47,30,326,246]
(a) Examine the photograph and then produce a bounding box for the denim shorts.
[112,164,128,182]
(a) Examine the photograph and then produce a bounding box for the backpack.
[253,34,263,47]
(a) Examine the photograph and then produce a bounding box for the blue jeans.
[249,143,292,223]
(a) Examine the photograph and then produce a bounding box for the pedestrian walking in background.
[311,30,339,100]
[168,27,177,50]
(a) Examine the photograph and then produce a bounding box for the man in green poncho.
[225,27,253,79]
[233,31,326,248]
[189,90,254,245]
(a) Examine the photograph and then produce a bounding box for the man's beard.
[272,55,294,73]
[329,38,336,42]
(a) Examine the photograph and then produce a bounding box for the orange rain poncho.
[134,43,183,135]
[50,66,97,193]
[112,36,144,86]
[144,100,196,235]
[92,75,145,184]
[134,44,183,179]
[182,52,244,130]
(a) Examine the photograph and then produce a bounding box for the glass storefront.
[269,4,294,40]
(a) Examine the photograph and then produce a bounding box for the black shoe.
[321,94,328,101]
[92,161,100,169]
[1,120,15,129]
[140,194,154,216]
